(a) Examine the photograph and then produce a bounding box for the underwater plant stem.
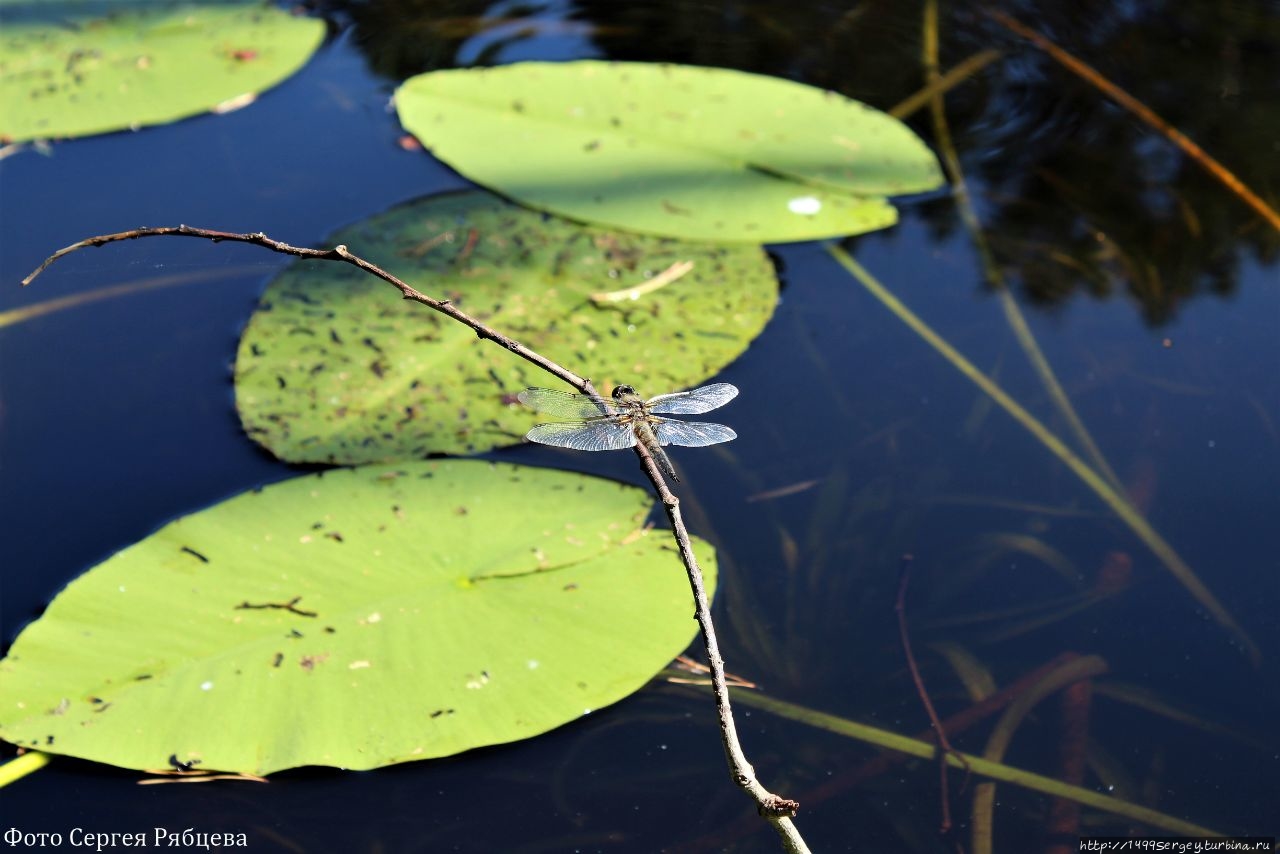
[987,9,1280,234]
[633,442,809,853]
[825,244,1260,665]
[731,687,1220,837]
[971,655,1107,854]
[1045,680,1093,854]
[895,555,965,834]
[887,48,1002,120]
[0,266,262,329]
[23,225,809,853]
[0,751,49,788]
[921,0,1124,494]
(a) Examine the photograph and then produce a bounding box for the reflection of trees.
[326,0,1278,324]
[959,2,1280,324]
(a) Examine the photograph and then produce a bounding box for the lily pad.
[395,61,943,242]
[234,190,776,464]
[0,2,324,142]
[0,461,715,775]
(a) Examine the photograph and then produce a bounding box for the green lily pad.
[394,61,943,243]
[0,461,715,775]
[234,190,776,464]
[0,2,324,142]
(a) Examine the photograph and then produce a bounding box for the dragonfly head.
[612,384,637,400]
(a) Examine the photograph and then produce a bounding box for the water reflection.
[3,0,1277,852]
[330,0,1279,320]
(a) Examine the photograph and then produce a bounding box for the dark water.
[1,1,1277,851]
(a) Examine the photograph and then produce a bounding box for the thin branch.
[22,225,808,852]
[590,260,694,304]
[630,441,808,852]
[22,225,591,395]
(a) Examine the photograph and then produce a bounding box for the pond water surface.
[1,2,1277,852]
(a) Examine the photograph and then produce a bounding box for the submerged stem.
[825,244,1259,665]
[921,0,1123,493]
[988,9,1280,234]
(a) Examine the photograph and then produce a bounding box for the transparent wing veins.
[653,420,737,448]
[518,388,621,419]
[525,420,637,452]
[645,383,739,415]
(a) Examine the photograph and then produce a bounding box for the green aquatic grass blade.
[916,3,1123,493]
[728,687,1221,837]
[825,244,1260,665]
[0,461,716,775]
[234,191,778,464]
[0,266,262,329]
[0,2,324,142]
[971,655,1108,854]
[395,61,944,242]
[0,751,49,788]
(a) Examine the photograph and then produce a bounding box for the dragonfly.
[517,383,739,482]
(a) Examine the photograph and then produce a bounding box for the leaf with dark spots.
[0,6,323,143]
[0,462,715,774]
[233,191,776,464]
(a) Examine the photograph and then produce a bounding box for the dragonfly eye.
[612,384,635,399]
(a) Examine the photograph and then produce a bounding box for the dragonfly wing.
[646,383,739,415]
[653,419,737,447]
[526,420,637,452]
[517,388,619,419]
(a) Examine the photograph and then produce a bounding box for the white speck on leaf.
[788,196,822,215]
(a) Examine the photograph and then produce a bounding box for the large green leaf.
[0,461,714,775]
[234,190,775,464]
[0,2,324,142]
[395,61,943,242]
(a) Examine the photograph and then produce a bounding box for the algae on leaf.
[0,2,324,142]
[234,190,778,465]
[395,61,944,242]
[0,461,716,775]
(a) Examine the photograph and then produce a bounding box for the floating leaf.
[0,461,715,774]
[234,190,776,464]
[395,61,943,242]
[0,2,324,142]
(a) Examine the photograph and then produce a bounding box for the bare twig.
[22,225,808,852]
[590,260,694,304]
[631,440,807,852]
[235,596,318,618]
[22,225,591,396]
